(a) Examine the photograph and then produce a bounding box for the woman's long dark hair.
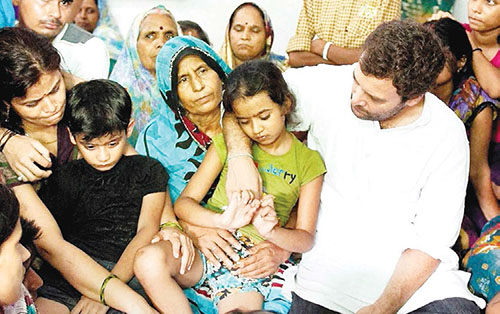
[0,27,61,134]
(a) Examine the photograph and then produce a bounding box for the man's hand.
[183,222,241,269]
[71,296,109,314]
[151,227,195,275]
[234,241,290,278]
[3,134,52,181]
[428,10,455,21]
[226,156,262,199]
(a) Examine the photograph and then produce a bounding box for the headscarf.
[109,5,180,145]
[92,0,124,65]
[0,0,15,28]
[219,2,287,71]
[137,35,230,203]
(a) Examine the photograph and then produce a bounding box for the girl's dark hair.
[0,27,61,134]
[168,48,227,116]
[223,60,295,124]
[0,184,20,247]
[423,18,473,89]
[64,79,132,141]
[178,20,211,46]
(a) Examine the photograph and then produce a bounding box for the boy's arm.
[12,184,154,312]
[222,112,262,198]
[109,191,165,281]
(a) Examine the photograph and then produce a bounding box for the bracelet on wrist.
[159,221,184,232]
[99,273,119,306]
[472,47,483,53]
[322,42,333,61]
[227,153,253,162]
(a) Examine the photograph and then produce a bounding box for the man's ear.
[126,118,135,139]
[67,127,77,145]
[405,94,424,108]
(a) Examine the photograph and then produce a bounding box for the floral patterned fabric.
[109,5,180,145]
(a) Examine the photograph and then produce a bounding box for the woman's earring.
[4,105,10,123]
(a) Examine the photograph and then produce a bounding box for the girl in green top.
[137,60,325,314]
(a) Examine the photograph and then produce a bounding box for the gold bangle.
[159,221,183,232]
[99,274,119,306]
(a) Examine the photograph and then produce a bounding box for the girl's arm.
[259,175,323,253]
[468,34,500,98]
[12,184,155,313]
[175,144,258,230]
[109,191,165,282]
[469,108,500,220]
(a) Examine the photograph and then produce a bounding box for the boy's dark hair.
[64,79,132,141]
[360,20,445,102]
[223,60,295,124]
[423,18,474,89]
[0,184,20,247]
[178,20,211,46]
[20,218,41,269]
[0,27,61,134]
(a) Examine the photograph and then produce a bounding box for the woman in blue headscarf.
[135,36,293,314]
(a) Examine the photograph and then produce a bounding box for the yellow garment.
[287,0,401,52]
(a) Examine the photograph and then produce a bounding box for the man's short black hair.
[64,79,132,141]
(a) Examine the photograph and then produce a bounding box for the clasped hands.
[216,190,279,238]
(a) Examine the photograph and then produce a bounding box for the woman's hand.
[71,296,109,314]
[252,194,279,238]
[217,191,260,231]
[183,222,241,269]
[226,155,263,199]
[151,227,195,275]
[3,134,52,181]
[235,241,291,278]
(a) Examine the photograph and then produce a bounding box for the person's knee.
[134,242,178,278]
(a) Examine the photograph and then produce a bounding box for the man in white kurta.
[224,20,485,314]
[283,22,485,314]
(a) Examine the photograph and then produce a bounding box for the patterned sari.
[448,77,500,260]
[136,36,292,314]
[219,2,288,71]
[109,5,180,146]
[92,0,124,73]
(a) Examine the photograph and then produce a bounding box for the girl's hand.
[428,10,455,21]
[252,195,279,238]
[3,134,52,181]
[217,191,260,231]
[151,227,195,275]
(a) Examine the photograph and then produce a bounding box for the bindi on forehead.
[160,26,163,30]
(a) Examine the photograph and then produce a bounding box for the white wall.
[107,0,302,56]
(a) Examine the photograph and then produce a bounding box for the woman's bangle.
[160,221,183,232]
[322,42,333,61]
[472,48,483,53]
[227,153,253,162]
[99,274,119,306]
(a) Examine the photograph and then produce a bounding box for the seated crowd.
[0,0,499,314]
